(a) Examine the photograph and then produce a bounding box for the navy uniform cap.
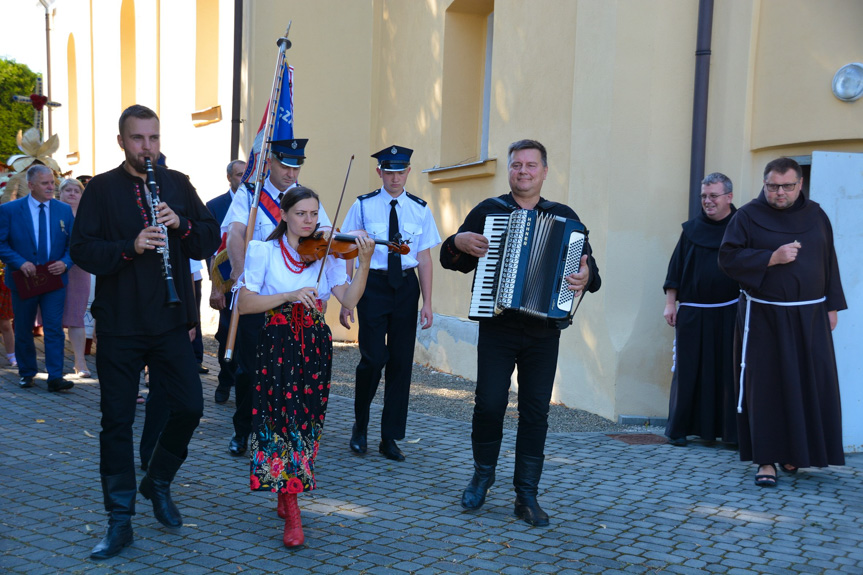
[269,138,308,167]
[372,145,413,171]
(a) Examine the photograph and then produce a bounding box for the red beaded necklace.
[280,238,306,274]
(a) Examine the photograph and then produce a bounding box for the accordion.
[469,209,587,327]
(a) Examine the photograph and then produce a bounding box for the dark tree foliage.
[0,59,40,165]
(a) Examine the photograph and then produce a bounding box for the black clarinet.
[144,158,182,307]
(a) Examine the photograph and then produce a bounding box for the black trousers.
[232,312,264,436]
[140,383,167,467]
[97,325,203,476]
[354,270,420,441]
[214,296,237,390]
[473,321,561,457]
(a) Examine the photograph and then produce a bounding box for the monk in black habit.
[718,157,846,487]
[663,173,739,447]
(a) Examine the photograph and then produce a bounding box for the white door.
[810,151,863,453]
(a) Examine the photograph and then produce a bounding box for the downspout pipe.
[688,0,714,220]
[230,0,243,160]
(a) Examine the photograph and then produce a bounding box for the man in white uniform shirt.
[221,139,331,456]
[339,145,440,461]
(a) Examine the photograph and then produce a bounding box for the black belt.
[369,268,414,278]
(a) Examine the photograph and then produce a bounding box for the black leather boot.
[139,443,185,528]
[461,440,502,510]
[513,452,550,526]
[90,472,136,560]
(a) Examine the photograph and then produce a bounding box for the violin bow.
[315,155,354,291]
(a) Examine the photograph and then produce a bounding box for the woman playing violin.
[237,185,374,548]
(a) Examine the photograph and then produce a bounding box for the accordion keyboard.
[468,214,510,319]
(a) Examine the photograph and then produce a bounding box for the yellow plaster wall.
[42,0,859,422]
[751,0,863,151]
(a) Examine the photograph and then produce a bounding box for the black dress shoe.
[379,439,405,462]
[214,382,231,404]
[349,424,367,454]
[229,433,248,456]
[198,364,209,374]
[47,378,74,392]
[18,376,34,389]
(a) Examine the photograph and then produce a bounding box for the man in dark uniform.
[340,145,441,461]
[72,105,220,559]
[662,172,739,447]
[207,159,245,404]
[440,139,600,526]
[719,157,846,487]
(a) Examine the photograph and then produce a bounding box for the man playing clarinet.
[439,139,601,526]
[71,105,220,560]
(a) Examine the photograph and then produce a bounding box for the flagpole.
[225,22,293,361]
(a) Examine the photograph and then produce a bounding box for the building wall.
[43,0,861,422]
[242,0,863,421]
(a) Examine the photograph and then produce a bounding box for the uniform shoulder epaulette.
[358,190,380,201]
[405,192,427,206]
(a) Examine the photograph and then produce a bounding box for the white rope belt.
[670,299,738,373]
[679,298,739,309]
[737,291,826,413]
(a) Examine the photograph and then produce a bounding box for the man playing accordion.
[440,139,601,526]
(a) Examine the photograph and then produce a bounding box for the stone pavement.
[1,346,862,575]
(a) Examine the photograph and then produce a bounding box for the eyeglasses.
[764,181,799,193]
[700,192,730,201]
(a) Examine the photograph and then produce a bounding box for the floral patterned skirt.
[249,303,332,493]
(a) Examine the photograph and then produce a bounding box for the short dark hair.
[763,157,802,180]
[119,104,159,136]
[266,186,321,242]
[701,172,733,195]
[226,159,246,176]
[508,139,548,167]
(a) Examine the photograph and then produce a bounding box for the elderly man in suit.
[0,164,74,391]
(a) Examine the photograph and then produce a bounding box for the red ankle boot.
[282,493,304,548]
[277,492,287,519]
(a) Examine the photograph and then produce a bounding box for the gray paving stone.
[2,346,863,575]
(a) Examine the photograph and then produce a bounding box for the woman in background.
[0,261,15,367]
[58,178,92,377]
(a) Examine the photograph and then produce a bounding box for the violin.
[296,231,410,263]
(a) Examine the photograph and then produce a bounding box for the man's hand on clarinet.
[454,232,489,258]
[155,202,180,229]
[564,254,590,297]
[135,226,166,255]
